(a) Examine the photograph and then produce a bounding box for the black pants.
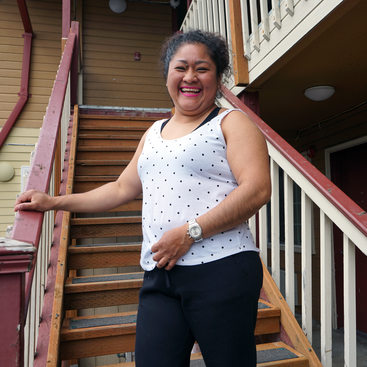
[135,251,263,367]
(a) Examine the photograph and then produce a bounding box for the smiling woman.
[14,30,271,367]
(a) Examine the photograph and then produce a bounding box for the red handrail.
[12,21,78,311]
[221,86,367,237]
[0,0,33,148]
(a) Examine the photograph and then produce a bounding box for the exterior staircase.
[58,108,318,366]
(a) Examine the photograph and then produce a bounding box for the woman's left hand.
[151,224,193,270]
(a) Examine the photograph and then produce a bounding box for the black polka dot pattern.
[137,109,259,270]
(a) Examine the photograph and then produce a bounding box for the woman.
[15,30,271,366]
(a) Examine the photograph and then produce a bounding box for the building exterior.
[0,1,366,366]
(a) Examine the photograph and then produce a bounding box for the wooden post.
[55,0,71,200]
[0,243,35,367]
[228,0,249,85]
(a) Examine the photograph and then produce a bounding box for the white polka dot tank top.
[137,108,258,271]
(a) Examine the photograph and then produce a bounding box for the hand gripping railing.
[222,86,367,367]
[0,21,79,367]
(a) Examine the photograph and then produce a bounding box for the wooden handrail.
[0,0,33,148]
[221,86,367,239]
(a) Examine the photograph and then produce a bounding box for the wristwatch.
[187,219,203,242]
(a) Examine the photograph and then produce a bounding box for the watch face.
[191,226,201,237]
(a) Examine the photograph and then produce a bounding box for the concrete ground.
[299,317,367,366]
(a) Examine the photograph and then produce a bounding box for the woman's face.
[166,43,219,117]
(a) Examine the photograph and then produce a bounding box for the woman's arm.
[197,110,271,237]
[14,131,147,213]
[152,110,271,270]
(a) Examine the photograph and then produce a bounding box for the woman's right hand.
[14,190,54,212]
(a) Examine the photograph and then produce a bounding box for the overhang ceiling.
[248,0,367,142]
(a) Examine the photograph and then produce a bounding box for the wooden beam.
[228,0,249,85]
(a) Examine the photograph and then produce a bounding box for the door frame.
[324,135,367,328]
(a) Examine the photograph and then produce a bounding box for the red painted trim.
[221,86,367,235]
[70,22,79,106]
[62,0,71,38]
[0,30,32,148]
[17,0,33,33]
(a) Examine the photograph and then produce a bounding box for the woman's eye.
[175,66,185,71]
[197,68,208,72]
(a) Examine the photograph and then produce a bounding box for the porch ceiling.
[249,0,367,143]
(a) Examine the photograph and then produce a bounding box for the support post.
[0,241,35,367]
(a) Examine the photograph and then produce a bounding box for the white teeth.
[181,88,200,93]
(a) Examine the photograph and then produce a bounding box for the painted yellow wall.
[0,0,61,236]
[83,0,172,108]
[0,128,39,235]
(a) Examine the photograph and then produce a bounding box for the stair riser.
[60,334,135,360]
[79,119,153,129]
[68,251,141,269]
[71,223,142,239]
[79,128,145,136]
[76,151,135,160]
[75,165,126,176]
[64,288,140,310]
[73,180,117,193]
[78,138,140,147]
[60,315,279,360]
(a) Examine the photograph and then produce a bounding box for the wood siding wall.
[0,0,61,236]
[83,0,172,108]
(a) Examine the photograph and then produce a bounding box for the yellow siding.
[0,0,62,236]
[0,128,39,236]
[0,0,61,130]
[83,0,172,108]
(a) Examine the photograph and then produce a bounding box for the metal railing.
[0,21,79,367]
[223,87,367,367]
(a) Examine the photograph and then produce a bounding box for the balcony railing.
[0,21,79,367]
[222,87,367,367]
[182,0,346,86]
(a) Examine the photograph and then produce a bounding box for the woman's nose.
[183,69,197,82]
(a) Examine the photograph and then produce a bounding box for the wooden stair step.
[70,216,142,239]
[257,299,281,335]
[78,135,140,148]
[100,343,308,367]
[76,147,135,160]
[68,243,142,269]
[73,175,118,192]
[64,272,144,309]
[60,311,137,360]
[60,302,280,360]
[75,160,128,176]
[77,146,137,152]
[78,126,147,135]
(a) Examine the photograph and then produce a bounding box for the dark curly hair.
[160,30,230,80]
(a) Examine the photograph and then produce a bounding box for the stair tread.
[76,160,130,166]
[97,342,308,367]
[63,300,278,331]
[78,146,137,151]
[71,216,141,225]
[78,134,142,139]
[69,242,141,250]
[68,272,144,285]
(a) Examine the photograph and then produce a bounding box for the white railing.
[223,89,367,367]
[23,74,71,366]
[23,182,54,366]
[255,145,366,367]
[237,0,344,83]
[182,0,345,86]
